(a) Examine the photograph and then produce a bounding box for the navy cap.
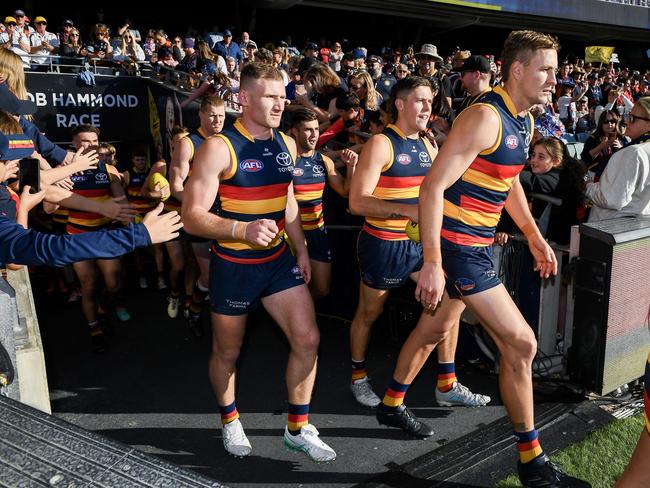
[0,133,35,160]
[368,55,384,65]
[306,42,318,51]
[0,82,36,116]
[461,55,491,74]
[223,29,232,37]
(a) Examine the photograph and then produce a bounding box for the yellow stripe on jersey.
[220,195,287,214]
[443,199,501,228]
[373,185,420,200]
[366,217,409,232]
[462,168,515,192]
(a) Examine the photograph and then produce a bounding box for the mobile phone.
[19,158,40,193]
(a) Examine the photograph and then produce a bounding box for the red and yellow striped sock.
[287,403,309,435]
[514,429,544,464]
[437,361,457,393]
[219,402,240,425]
[382,378,410,411]
[351,358,367,383]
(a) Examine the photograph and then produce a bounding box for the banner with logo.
[585,46,616,64]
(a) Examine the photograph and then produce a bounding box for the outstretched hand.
[142,203,183,244]
[527,234,557,279]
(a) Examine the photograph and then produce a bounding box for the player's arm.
[107,164,126,199]
[503,177,557,278]
[42,183,136,222]
[325,150,357,197]
[141,160,169,199]
[416,105,500,307]
[169,137,192,202]
[349,135,417,221]
[183,138,278,246]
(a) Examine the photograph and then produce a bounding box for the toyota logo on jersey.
[276,152,292,166]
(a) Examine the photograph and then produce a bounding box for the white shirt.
[29,30,59,64]
[0,30,30,66]
[587,142,650,222]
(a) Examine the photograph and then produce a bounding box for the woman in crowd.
[586,97,650,222]
[58,27,83,59]
[300,62,345,122]
[81,23,113,60]
[195,40,226,78]
[113,29,145,63]
[581,109,626,179]
[348,70,381,120]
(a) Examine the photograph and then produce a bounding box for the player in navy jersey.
[288,107,357,299]
[380,31,590,488]
[182,63,336,463]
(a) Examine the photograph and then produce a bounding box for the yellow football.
[149,172,170,201]
[405,220,420,243]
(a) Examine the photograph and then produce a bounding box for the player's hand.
[494,232,510,246]
[142,203,183,244]
[296,250,311,284]
[100,196,137,221]
[151,183,170,200]
[244,219,279,246]
[340,149,358,168]
[527,234,557,279]
[415,262,446,313]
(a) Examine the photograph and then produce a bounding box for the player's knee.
[213,344,241,365]
[292,327,320,356]
[431,330,448,344]
[311,283,330,301]
[505,330,537,367]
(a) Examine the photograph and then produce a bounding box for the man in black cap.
[305,42,319,59]
[58,19,74,45]
[459,55,493,111]
[368,54,396,101]
[215,29,243,65]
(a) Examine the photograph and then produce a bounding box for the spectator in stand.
[348,70,382,120]
[585,72,602,106]
[328,41,343,73]
[395,63,410,80]
[214,29,243,65]
[1,16,31,66]
[155,47,178,70]
[226,56,239,81]
[13,10,33,36]
[586,97,650,222]
[82,23,113,61]
[116,18,141,43]
[574,98,595,141]
[556,79,588,132]
[57,19,75,45]
[142,30,157,60]
[239,31,250,52]
[415,44,451,106]
[448,49,470,106]
[170,36,185,62]
[518,137,586,245]
[59,27,83,59]
[458,55,492,110]
[304,42,319,59]
[27,16,58,68]
[368,54,396,101]
[272,47,288,72]
[581,109,626,179]
[532,97,566,139]
[177,38,197,73]
[244,40,257,64]
[300,62,345,122]
[195,40,226,77]
[113,29,145,63]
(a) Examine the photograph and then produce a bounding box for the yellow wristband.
[423,246,442,264]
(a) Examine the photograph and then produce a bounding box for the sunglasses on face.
[397,70,409,74]
[420,56,436,62]
[70,33,79,36]
[603,120,617,125]
[36,22,46,25]
[7,22,16,26]
[628,113,650,123]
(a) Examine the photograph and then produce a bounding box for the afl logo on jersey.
[276,152,292,167]
[505,135,519,149]
[240,159,264,172]
[397,153,411,165]
[293,167,304,177]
